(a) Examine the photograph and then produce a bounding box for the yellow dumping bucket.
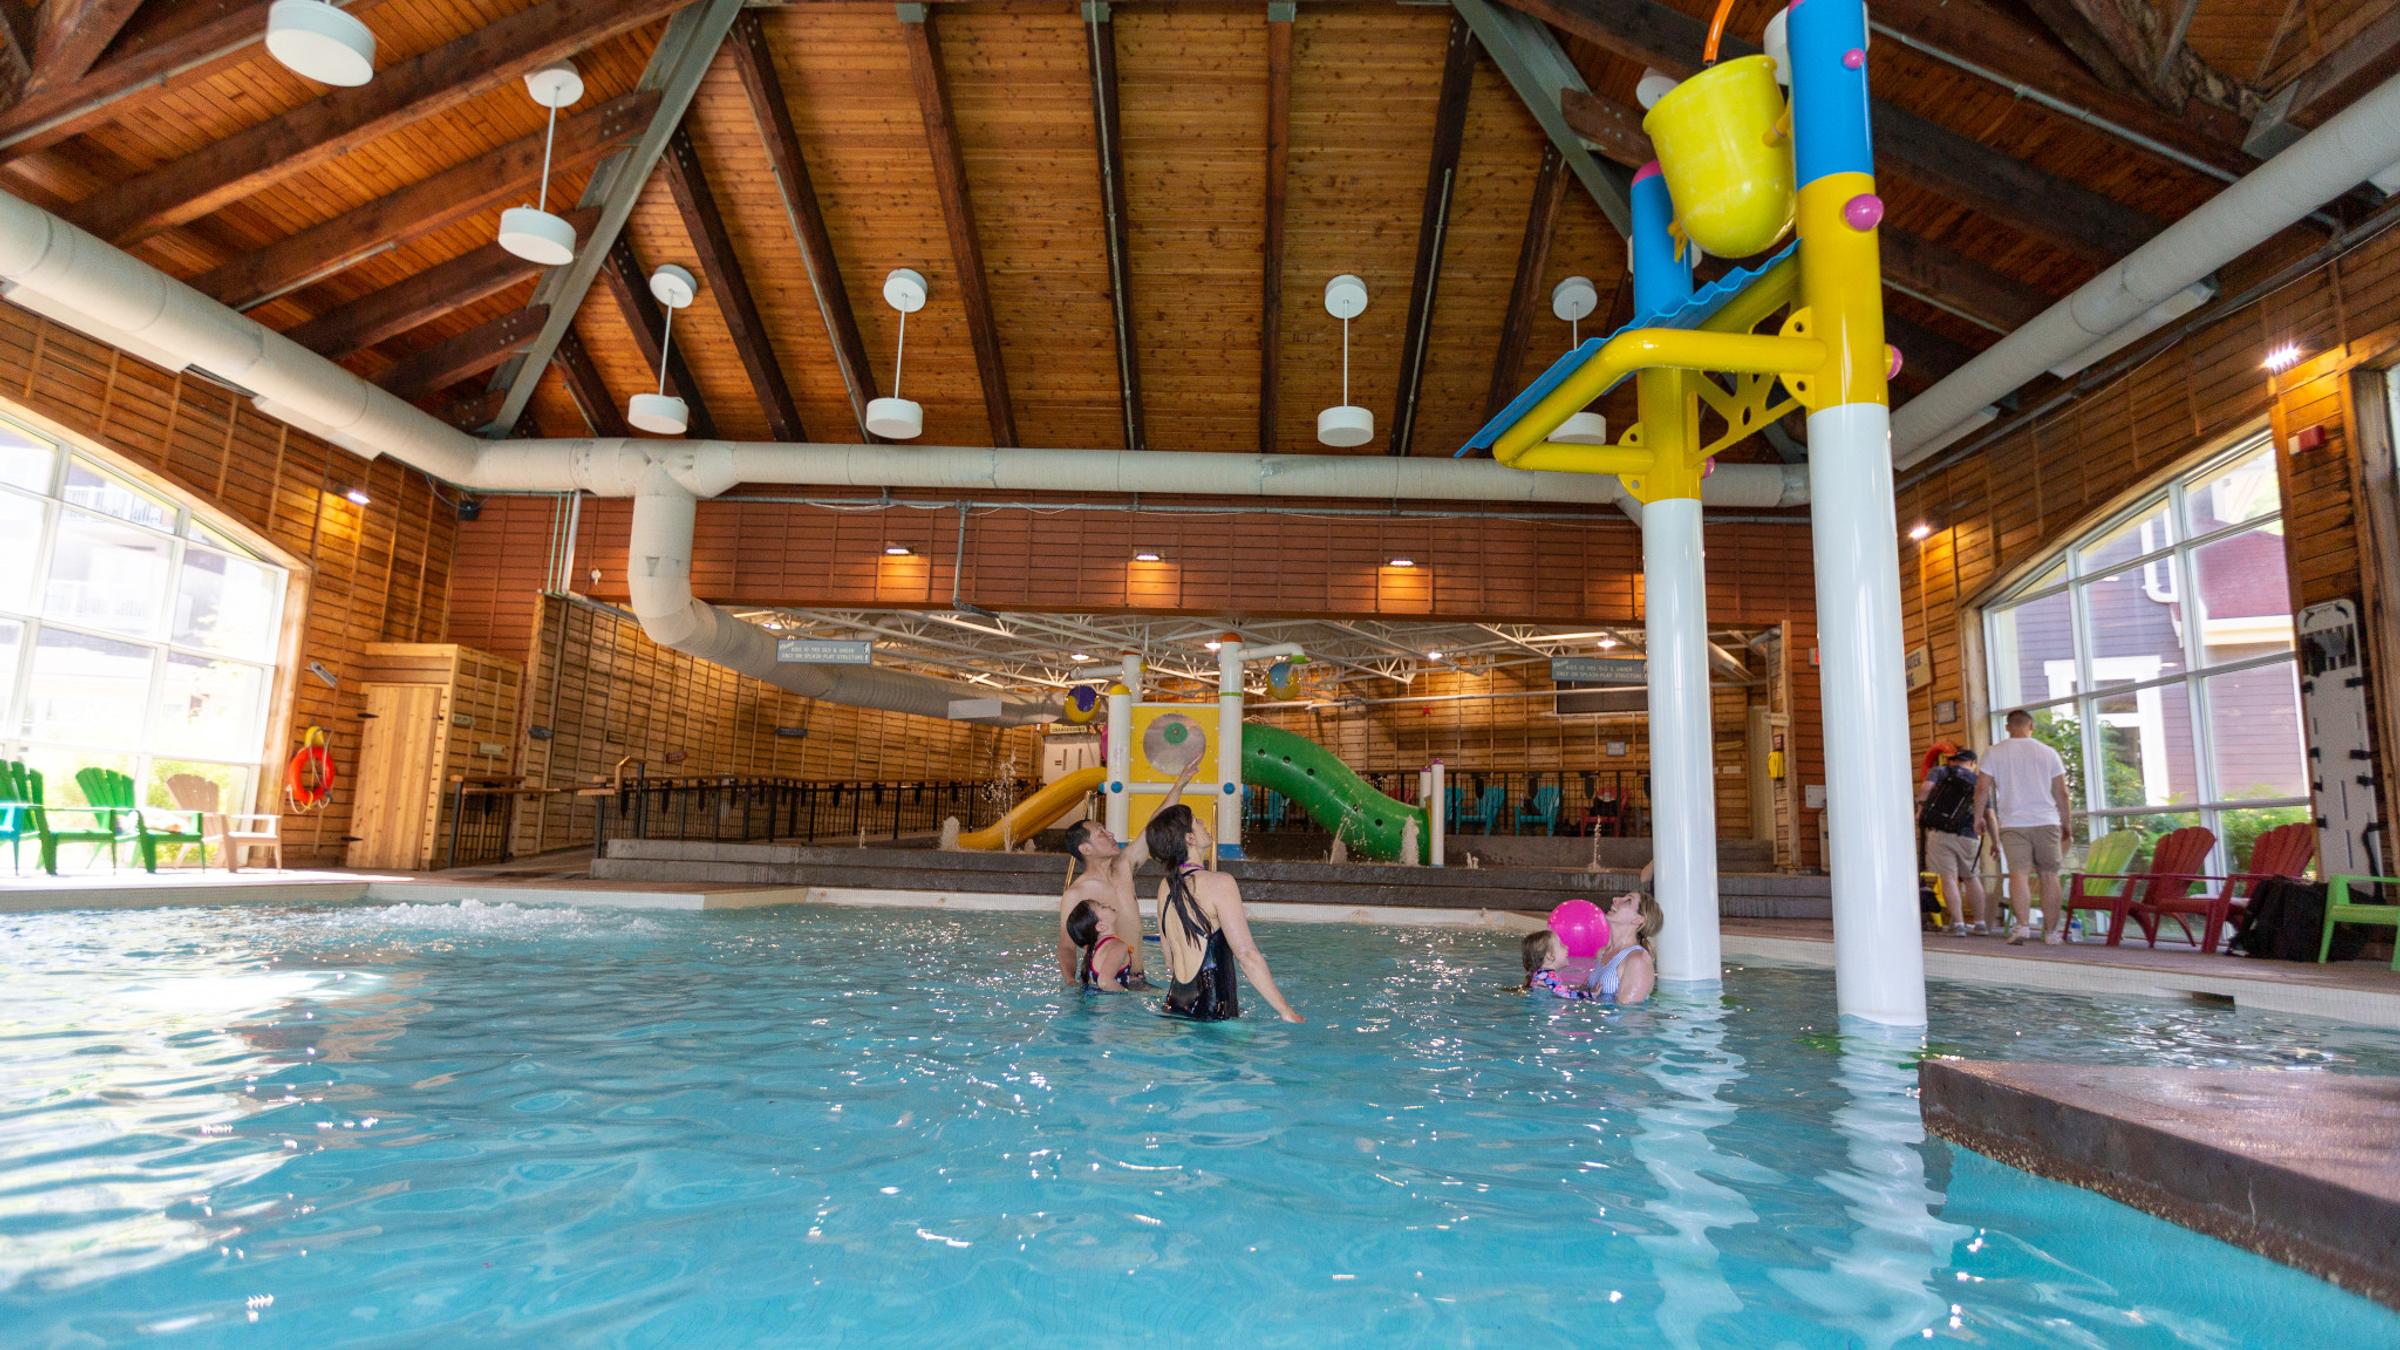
[1642,55,1794,260]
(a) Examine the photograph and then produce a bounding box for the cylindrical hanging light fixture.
[498,62,585,266]
[627,265,696,435]
[865,268,928,440]
[1315,274,1372,448]
[266,0,376,87]
[1549,275,1609,445]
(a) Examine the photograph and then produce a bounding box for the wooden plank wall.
[0,302,457,864]
[510,595,1039,855]
[1895,222,2400,858]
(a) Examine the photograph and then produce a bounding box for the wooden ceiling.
[0,0,2391,466]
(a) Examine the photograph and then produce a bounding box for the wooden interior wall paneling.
[763,7,990,447]
[0,301,456,864]
[1274,6,1450,455]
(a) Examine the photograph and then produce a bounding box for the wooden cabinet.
[346,644,522,871]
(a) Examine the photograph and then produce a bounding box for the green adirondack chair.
[2057,827,2146,940]
[44,767,200,875]
[0,759,40,875]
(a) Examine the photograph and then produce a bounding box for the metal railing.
[440,777,524,869]
[1243,769,1651,840]
[589,778,1018,858]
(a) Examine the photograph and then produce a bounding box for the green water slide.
[1239,722,1429,862]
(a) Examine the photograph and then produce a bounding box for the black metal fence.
[1243,769,1651,840]
[588,778,1019,858]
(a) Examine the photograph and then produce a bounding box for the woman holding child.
[1521,889,1662,1005]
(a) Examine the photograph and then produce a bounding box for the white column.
[1644,495,1722,984]
[1105,686,1132,843]
[1805,402,1927,1026]
[1429,760,1446,866]
[1215,640,1245,856]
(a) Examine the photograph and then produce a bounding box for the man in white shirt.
[1974,709,2074,945]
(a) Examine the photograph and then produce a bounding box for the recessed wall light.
[2262,342,2302,373]
[884,545,913,556]
[343,488,370,506]
[1388,557,1416,568]
[1133,551,1163,562]
[1907,522,1932,541]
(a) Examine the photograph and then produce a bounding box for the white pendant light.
[1549,275,1609,445]
[626,265,696,435]
[1635,68,1678,110]
[266,0,376,87]
[1316,274,1373,448]
[866,268,928,440]
[498,62,585,266]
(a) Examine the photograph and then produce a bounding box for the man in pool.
[1056,757,1202,987]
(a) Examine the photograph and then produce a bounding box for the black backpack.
[1918,766,1977,836]
[2229,877,2371,962]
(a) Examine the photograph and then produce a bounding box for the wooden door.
[348,683,448,870]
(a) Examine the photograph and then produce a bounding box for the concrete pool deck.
[1921,1060,2400,1311]
[5,866,2398,1026]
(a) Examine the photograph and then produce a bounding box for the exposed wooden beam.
[0,2,364,161]
[1450,0,1629,234]
[192,92,655,310]
[482,0,744,437]
[1487,142,1566,421]
[728,10,875,440]
[899,4,1013,447]
[2016,0,2162,107]
[554,328,628,438]
[1260,2,1292,455]
[602,235,715,440]
[2268,8,2400,135]
[282,222,592,359]
[1855,0,2253,175]
[1509,0,2164,265]
[0,7,31,108]
[441,388,508,433]
[66,0,685,246]
[22,0,147,95]
[1558,86,2052,335]
[660,125,804,441]
[377,306,549,402]
[1083,1,1143,451]
[1390,14,1477,457]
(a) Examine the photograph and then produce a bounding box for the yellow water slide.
[952,766,1106,850]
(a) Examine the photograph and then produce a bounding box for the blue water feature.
[3,900,2396,1346]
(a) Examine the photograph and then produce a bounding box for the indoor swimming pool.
[3,900,2396,1346]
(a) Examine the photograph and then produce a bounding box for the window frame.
[1977,433,2307,867]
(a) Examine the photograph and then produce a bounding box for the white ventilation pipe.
[1893,70,2400,465]
[628,483,1052,725]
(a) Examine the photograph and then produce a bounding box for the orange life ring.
[286,725,336,811]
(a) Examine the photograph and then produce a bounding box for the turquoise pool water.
[4,900,2398,1347]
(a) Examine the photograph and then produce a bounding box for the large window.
[1980,436,2307,869]
[0,419,288,821]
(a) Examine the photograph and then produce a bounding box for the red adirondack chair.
[2132,820,2316,955]
[2079,826,2218,948]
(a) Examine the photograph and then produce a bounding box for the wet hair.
[1520,930,1555,978]
[1065,899,1100,950]
[1143,806,1208,948]
[1062,820,1101,861]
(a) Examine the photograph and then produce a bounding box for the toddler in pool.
[1519,929,1597,1000]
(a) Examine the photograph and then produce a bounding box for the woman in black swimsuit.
[1140,805,1303,1024]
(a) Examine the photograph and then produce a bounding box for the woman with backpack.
[1919,746,1996,936]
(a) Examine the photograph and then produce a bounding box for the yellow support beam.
[1492,327,1825,466]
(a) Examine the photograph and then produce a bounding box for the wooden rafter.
[193,92,656,310]
[1557,87,2047,335]
[21,0,147,96]
[554,328,629,437]
[1390,14,1478,457]
[1259,2,1292,454]
[728,11,875,440]
[377,306,550,402]
[661,125,805,441]
[1487,143,1566,420]
[2017,0,2170,108]
[1865,0,2250,172]
[2273,8,2400,132]
[1505,0,2167,262]
[66,0,685,246]
[899,4,1013,447]
[602,235,715,440]
[284,225,590,359]
[1083,1,1143,450]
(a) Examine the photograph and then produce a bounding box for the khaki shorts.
[1924,831,1980,879]
[1999,826,2064,875]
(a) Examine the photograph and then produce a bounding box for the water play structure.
[952,641,1439,863]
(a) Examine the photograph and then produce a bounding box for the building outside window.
[1980,434,2308,870]
[0,417,289,832]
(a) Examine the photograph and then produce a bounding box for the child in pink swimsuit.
[1519,930,1597,1001]
[1065,899,1135,992]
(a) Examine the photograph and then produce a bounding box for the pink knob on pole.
[1843,48,1864,70]
[1843,192,1884,232]
[1886,344,1904,379]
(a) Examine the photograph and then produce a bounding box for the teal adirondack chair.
[1459,785,1504,834]
[1516,784,1563,836]
[1,759,39,875]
